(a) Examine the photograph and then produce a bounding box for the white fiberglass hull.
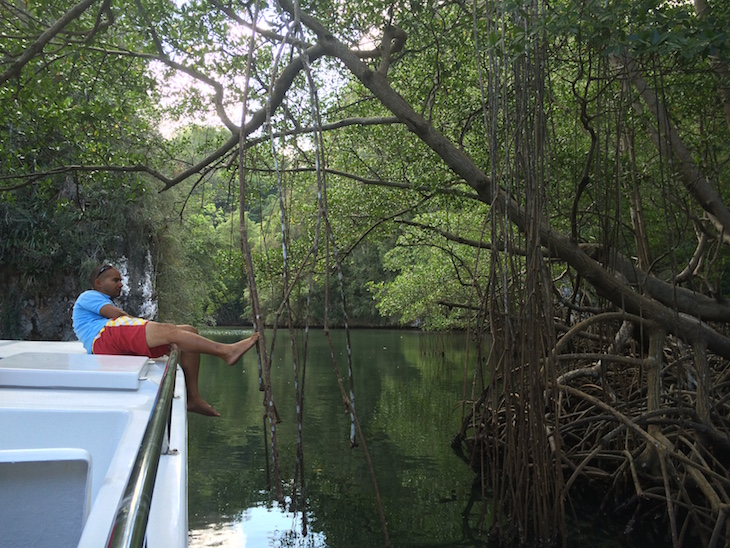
[0,340,188,548]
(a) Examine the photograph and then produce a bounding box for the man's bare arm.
[99,304,128,318]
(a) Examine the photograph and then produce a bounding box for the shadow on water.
[187,328,633,547]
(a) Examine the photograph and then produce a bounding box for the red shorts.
[93,319,169,358]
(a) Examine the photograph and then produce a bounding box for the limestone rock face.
[0,250,158,341]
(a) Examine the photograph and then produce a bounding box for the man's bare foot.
[188,398,220,417]
[224,332,259,366]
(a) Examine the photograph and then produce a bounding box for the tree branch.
[581,243,730,322]
[241,116,402,149]
[396,219,523,254]
[279,0,730,358]
[611,53,730,244]
[0,0,99,86]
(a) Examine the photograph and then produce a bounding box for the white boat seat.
[0,448,92,548]
[0,352,150,390]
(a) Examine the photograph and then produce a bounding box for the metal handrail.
[107,345,181,548]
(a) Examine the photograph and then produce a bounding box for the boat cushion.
[0,353,150,390]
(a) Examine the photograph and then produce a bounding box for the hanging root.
[456,314,730,546]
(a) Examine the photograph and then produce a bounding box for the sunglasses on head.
[96,265,113,279]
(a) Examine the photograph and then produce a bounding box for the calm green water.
[186,328,478,547]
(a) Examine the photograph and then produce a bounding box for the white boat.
[0,340,188,548]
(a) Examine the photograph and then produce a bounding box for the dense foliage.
[3,0,730,544]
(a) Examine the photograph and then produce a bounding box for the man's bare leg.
[145,324,259,416]
[178,349,220,417]
[146,323,259,365]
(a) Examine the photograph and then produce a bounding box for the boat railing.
[106,345,181,548]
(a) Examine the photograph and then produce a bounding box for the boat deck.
[0,340,188,547]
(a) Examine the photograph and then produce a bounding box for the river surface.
[186,328,478,547]
[186,328,627,547]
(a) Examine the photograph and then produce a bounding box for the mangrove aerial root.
[455,315,730,547]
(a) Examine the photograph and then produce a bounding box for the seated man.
[72,264,258,417]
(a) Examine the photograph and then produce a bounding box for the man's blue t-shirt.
[72,290,114,354]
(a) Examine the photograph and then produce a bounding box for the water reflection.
[187,329,476,547]
[189,500,326,547]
